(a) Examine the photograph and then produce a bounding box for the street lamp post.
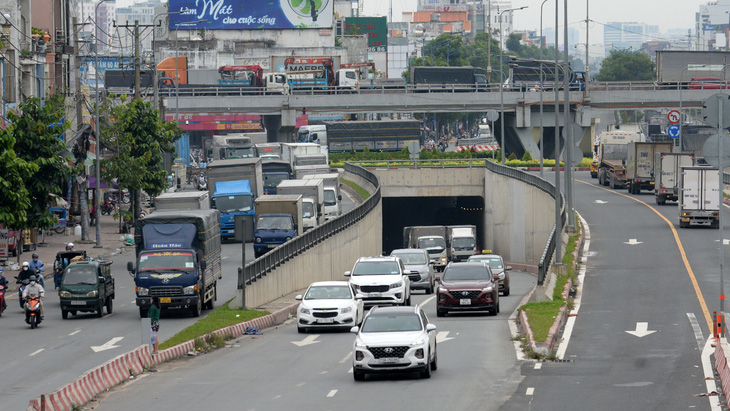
[94,0,111,248]
[499,6,528,165]
[152,11,183,119]
[487,0,492,80]
[173,20,205,128]
[540,0,548,49]
[554,0,562,264]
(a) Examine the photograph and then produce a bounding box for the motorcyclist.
[66,242,75,251]
[198,173,206,189]
[22,274,44,319]
[16,261,34,284]
[28,252,45,287]
[0,267,8,311]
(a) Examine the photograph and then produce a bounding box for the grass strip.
[159,300,268,350]
[341,178,370,200]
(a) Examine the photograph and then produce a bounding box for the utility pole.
[73,16,90,241]
[134,21,140,100]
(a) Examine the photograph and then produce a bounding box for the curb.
[715,338,730,400]
[27,302,300,411]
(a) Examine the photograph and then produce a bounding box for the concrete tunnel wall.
[244,170,382,308]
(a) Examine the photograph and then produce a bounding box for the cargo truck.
[292,153,330,179]
[253,195,303,258]
[261,159,291,195]
[280,143,328,170]
[446,225,477,262]
[655,50,730,85]
[403,226,448,271]
[508,57,586,91]
[324,120,423,152]
[276,179,325,230]
[410,66,488,92]
[127,209,222,317]
[655,152,694,205]
[597,130,644,189]
[303,173,342,219]
[256,143,283,159]
[206,158,263,199]
[208,135,256,161]
[679,166,720,228]
[625,142,674,194]
[154,191,210,210]
[211,180,255,240]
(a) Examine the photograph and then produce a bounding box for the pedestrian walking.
[149,296,161,354]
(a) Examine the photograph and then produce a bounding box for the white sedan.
[296,281,364,333]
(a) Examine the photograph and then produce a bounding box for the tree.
[99,97,181,224]
[0,126,37,228]
[11,94,77,231]
[506,33,521,53]
[595,49,655,81]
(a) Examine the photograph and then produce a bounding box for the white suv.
[345,256,413,306]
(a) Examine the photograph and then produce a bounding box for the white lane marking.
[623,238,643,245]
[291,335,320,347]
[625,322,657,338]
[327,390,337,398]
[272,395,281,400]
[687,313,705,351]
[130,301,135,304]
[436,331,454,343]
[420,295,436,306]
[556,212,589,360]
[91,337,124,352]
[594,200,607,204]
[339,352,352,364]
[526,387,534,396]
[347,368,353,373]
[30,348,44,356]
[296,382,305,387]
[701,336,722,411]
[534,363,542,370]
[68,330,81,336]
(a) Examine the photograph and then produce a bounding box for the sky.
[363,0,707,42]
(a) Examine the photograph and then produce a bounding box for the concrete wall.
[244,170,381,308]
[373,167,484,198]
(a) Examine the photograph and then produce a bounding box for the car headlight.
[255,237,262,243]
[184,285,197,294]
[482,287,494,293]
[341,306,353,314]
[86,290,98,298]
[355,339,367,349]
[411,338,426,346]
[59,290,71,298]
[352,284,360,290]
[441,257,447,262]
[390,281,403,289]
[136,287,148,296]
[438,287,447,293]
[300,307,310,315]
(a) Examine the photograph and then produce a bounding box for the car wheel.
[430,345,438,371]
[420,360,432,379]
[436,308,446,317]
[426,281,434,295]
[353,368,365,381]
[139,307,148,318]
[61,309,68,320]
[503,286,510,297]
[106,297,113,314]
[191,297,202,317]
[405,294,411,306]
[96,303,104,318]
[298,326,306,334]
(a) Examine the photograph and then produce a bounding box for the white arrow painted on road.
[91,337,124,352]
[623,239,643,245]
[625,322,656,338]
[291,335,321,347]
[436,331,455,343]
[594,200,608,204]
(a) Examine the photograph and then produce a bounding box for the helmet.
[29,275,36,282]
[32,253,38,258]
[66,242,74,250]
[22,261,29,268]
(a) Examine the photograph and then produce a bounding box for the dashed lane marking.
[534,363,542,370]
[69,330,81,336]
[30,348,44,356]
[526,387,534,396]
[327,390,337,398]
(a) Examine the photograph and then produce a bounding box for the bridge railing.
[240,162,381,286]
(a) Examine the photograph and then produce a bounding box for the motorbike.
[197,178,207,191]
[101,200,114,215]
[0,284,6,316]
[25,292,42,329]
[15,277,28,309]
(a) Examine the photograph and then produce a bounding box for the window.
[353,261,400,275]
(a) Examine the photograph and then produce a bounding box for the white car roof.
[308,281,351,287]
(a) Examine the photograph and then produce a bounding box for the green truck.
[59,260,115,319]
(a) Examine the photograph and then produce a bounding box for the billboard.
[168,0,333,30]
[344,17,387,52]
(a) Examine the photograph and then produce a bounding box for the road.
[3,188,358,411]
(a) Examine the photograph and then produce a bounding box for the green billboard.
[344,17,387,52]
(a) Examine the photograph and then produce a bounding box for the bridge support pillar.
[263,110,297,143]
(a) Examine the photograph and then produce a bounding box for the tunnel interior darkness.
[382,196,485,255]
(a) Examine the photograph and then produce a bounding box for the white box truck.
[655,152,694,205]
[303,173,342,219]
[276,179,325,230]
[154,191,210,210]
[679,166,720,228]
[447,225,477,262]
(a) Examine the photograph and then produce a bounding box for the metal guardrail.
[240,162,381,286]
[353,159,487,169]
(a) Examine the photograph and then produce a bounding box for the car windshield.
[256,216,293,230]
[323,189,336,205]
[302,202,314,218]
[468,256,503,269]
[443,266,489,281]
[305,285,352,300]
[361,312,423,333]
[62,266,97,285]
[352,261,400,276]
[213,194,253,213]
[225,147,256,158]
[139,251,195,272]
[418,237,445,249]
[392,252,427,265]
[263,174,288,188]
[452,238,475,249]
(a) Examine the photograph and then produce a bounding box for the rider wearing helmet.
[66,242,75,251]
[17,261,34,284]
[28,252,45,287]
[22,274,44,318]
[0,267,7,311]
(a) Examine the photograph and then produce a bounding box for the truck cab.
[211,180,254,239]
[254,213,297,258]
[418,236,448,272]
[59,260,114,319]
[264,72,289,95]
[297,125,328,145]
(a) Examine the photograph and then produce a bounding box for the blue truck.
[261,159,292,195]
[127,209,222,318]
[253,195,303,258]
[206,158,264,240]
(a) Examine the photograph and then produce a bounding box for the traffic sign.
[702,131,730,168]
[486,110,499,122]
[667,110,680,124]
[702,93,730,129]
[667,125,680,138]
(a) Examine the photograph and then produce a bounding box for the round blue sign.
[667,125,680,138]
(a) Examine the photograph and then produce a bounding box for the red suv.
[436,262,500,317]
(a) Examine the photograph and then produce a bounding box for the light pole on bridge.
[499,6,528,165]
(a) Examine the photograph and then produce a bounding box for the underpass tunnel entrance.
[382,196,485,255]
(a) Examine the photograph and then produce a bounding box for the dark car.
[436,262,500,317]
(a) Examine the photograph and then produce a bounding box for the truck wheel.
[191,297,202,317]
[205,287,216,310]
[96,302,104,318]
[679,220,689,229]
[62,309,68,319]
[139,307,148,318]
[713,219,720,229]
[106,297,113,314]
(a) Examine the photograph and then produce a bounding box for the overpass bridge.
[159,82,717,159]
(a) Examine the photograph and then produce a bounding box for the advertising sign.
[0,228,8,258]
[344,17,387,52]
[169,0,333,30]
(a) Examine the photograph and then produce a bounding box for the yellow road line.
[578,179,713,332]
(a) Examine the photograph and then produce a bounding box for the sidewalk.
[1,214,131,292]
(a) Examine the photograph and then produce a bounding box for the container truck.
[206,158,263,199]
[324,120,423,152]
[154,191,210,210]
[253,195,303,258]
[679,166,720,228]
[208,135,256,161]
[625,142,673,194]
[655,152,694,205]
[597,130,644,189]
[410,66,488,92]
[297,125,327,145]
[292,153,330,179]
[276,179,325,230]
[127,209,222,317]
[280,143,328,169]
[655,51,730,85]
[211,180,255,240]
[446,225,477,262]
[403,226,448,271]
[508,57,586,91]
[303,173,342,219]
[261,159,291,195]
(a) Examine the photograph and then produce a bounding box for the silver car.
[390,249,435,294]
[467,253,511,296]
